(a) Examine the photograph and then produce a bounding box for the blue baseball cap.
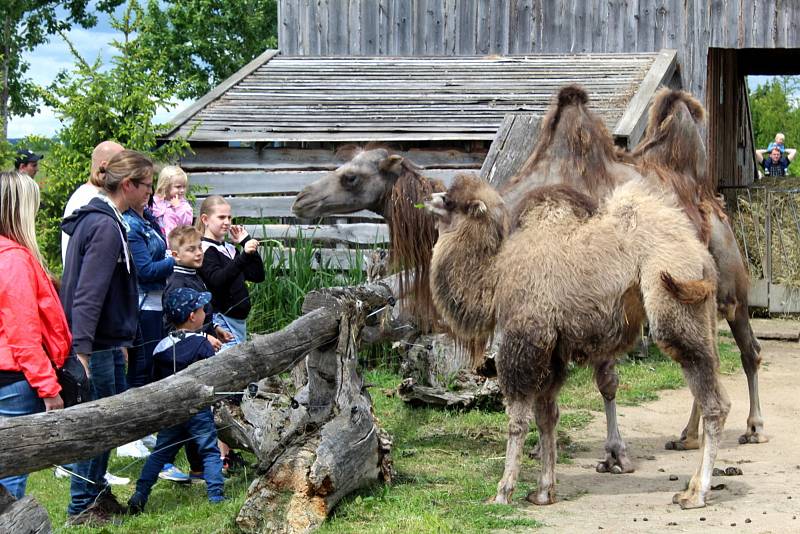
[164,287,211,325]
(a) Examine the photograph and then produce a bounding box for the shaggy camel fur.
[291,146,445,331]
[631,88,765,447]
[426,174,729,509]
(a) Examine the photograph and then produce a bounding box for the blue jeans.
[134,408,224,502]
[127,309,165,388]
[0,380,44,499]
[214,313,246,351]
[68,348,127,515]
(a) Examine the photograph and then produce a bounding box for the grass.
[26,336,742,533]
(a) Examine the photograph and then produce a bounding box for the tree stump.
[0,485,51,534]
[232,300,393,534]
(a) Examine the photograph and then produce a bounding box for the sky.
[7,5,189,139]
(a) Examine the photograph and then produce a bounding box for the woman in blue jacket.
[123,199,174,388]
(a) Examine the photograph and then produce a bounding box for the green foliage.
[0,0,125,140]
[749,76,800,176]
[140,0,278,100]
[34,0,190,272]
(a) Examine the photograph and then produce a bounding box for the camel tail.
[660,272,715,305]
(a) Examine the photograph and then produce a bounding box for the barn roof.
[162,49,676,144]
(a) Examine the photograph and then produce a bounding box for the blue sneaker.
[209,495,227,504]
[158,464,190,483]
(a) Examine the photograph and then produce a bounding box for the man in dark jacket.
[60,194,139,523]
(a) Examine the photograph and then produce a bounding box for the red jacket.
[0,236,70,398]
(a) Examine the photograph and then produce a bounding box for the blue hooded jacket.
[60,196,139,354]
[123,207,174,295]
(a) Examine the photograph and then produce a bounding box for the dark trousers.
[68,349,127,515]
[134,408,224,502]
[127,309,164,388]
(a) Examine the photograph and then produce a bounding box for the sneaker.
[127,492,147,515]
[54,465,70,478]
[116,439,150,459]
[189,471,206,484]
[141,433,157,450]
[158,463,190,483]
[66,505,121,527]
[104,472,130,485]
[95,490,128,515]
[209,495,227,504]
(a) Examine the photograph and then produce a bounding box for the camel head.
[292,147,408,218]
[425,173,508,237]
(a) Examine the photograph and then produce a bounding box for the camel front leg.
[494,397,534,504]
[526,394,560,505]
[665,400,701,451]
[593,360,634,474]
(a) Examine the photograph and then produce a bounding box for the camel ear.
[379,154,404,175]
[467,200,487,217]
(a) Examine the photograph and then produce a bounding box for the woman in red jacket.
[0,171,70,499]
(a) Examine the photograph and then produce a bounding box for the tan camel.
[630,88,765,447]
[426,174,729,509]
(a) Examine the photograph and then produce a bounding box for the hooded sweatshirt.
[60,196,139,354]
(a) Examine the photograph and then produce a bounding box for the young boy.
[128,287,225,513]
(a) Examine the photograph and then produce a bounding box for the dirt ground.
[515,338,800,534]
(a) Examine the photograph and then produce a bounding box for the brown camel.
[291,146,445,331]
[426,174,729,509]
[630,88,765,447]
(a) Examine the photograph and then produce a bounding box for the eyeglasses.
[134,180,154,189]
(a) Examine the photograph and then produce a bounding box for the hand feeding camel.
[426,174,729,509]
[630,88,765,447]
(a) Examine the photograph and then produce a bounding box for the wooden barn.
[161,0,800,304]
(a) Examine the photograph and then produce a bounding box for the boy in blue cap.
[128,287,226,513]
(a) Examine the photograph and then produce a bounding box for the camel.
[426,173,729,509]
[630,88,765,447]
[291,146,445,331]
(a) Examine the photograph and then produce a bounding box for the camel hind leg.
[728,304,766,444]
[665,399,701,451]
[593,360,634,473]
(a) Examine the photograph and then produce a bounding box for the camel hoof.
[491,494,511,505]
[526,490,556,506]
[738,432,769,445]
[596,454,635,474]
[664,438,699,451]
[672,491,706,509]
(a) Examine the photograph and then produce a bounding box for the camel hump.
[557,85,589,107]
[660,272,715,305]
[513,184,598,227]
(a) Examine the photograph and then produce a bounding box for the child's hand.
[215,326,234,343]
[230,225,248,243]
[207,334,223,352]
[170,196,182,208]
[244,238,259,255]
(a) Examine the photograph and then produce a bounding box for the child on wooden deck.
[152,166,193,238]
[127,288,226,513]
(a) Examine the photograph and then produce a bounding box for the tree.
[0,0,124,142]
[35,0,189,272]
[140,0,278,100]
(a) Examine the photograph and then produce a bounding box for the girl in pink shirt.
[152,166,193,238]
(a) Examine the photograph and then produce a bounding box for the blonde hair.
[0,171,46,269]
[98,150,154,193]
[195,195,229,235]
[168,225,202,251]
[156,165,188,198]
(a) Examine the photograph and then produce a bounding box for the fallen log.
[0,305,344,478]
[0,485,51,534]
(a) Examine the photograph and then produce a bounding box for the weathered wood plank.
[0,486,51,534]
[246,222,389,246]
[613,49,678,149]
[480,113,542,189]
[189,168,462,195]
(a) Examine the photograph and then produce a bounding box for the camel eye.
[444,196,455,210]
[341,174,359,188]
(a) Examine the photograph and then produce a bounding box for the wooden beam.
[480,113,542,188]
[161,49,280,139]
[613,49,678,149]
